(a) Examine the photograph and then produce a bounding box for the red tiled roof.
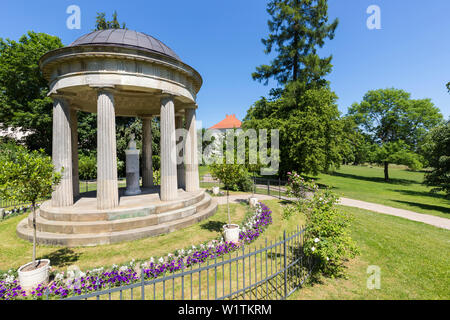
[209,114,242,130]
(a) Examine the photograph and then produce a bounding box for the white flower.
[326,257,329,261]
[149,257,155,264]
[4,275,14,284]
[112,264,118,269]
[314,238,320,243]
[119,266,128,272]
[192,245,196,250]
[55,273,64,282]
[79,272,86,278]
[311,247,316,252]
[67,270,75,279]
[158,257,164,264]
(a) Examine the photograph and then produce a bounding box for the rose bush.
[283,172,359,277]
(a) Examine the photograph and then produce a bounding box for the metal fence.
[252,177,289,200]
[54,227,312,301]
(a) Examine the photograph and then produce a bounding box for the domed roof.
[69,29,181,61]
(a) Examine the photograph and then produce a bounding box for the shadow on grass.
[391,189,450,201]
[200,220,225,233]
[41,248,82,268]
[392,200,450,215]
[327,172,417,186]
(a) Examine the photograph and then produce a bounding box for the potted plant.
[0,143,61,290]
[210,152,244,243]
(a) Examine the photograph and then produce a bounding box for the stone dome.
[69,29,181,61]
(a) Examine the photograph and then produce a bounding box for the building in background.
[209,114,242,132]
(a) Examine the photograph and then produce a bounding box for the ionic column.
[185,106,200,192]
[51,97,73,207]
[176,115,186,190]
[70,109,79,198]
[142,117,153,188]
[97,89,119,209]
[160,95,178,201]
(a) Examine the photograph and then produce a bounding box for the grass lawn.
[310,165,450,219]
[0,199,301,273]
[290,205,450,300]
[1,196,448,300]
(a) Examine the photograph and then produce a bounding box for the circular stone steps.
[16,191,218,247]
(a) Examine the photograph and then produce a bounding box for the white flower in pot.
[18,259,51,291]
[223,223,240,243]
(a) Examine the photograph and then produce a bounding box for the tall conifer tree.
[252,0,338,89]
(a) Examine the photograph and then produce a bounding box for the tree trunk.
[227,187,231,226]
[32,201,37,266]
[384,162,389,182]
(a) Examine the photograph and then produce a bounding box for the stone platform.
[16,187,218,247]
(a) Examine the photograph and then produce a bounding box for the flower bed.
[0,202,272,300]
[0,204,39,221]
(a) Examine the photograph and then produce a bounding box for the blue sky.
[0,0,449,128]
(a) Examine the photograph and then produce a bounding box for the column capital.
[160,92,176,105]
[50,93,69,104]
[89,85,116,94]
[184,103,198,110]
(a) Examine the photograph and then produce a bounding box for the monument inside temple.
[124,134,141,196]
[16,29,218,247]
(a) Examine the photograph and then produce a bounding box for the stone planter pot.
[223,224,240,243]
[212,186,220,195]
[249,197,259,208]
[18,259,50,290]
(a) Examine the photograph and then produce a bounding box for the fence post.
[283,230,287,299]
[141,269,145,300]
[279,178,281,199]
[267,179,270,196]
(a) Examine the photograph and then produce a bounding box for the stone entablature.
[39,45,202,115]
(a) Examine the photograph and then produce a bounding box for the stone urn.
[18,259,50,291]
[249,197,259,208]
[223,224,240,243]
[212,186,220,195]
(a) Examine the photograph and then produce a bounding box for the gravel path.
[339,197,450,230]
[213,194,450,231]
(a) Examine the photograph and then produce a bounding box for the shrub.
[153,170,161,185]
[283,172,359,277]
[78,154,97,180]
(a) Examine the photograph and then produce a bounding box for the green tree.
[340,116,374,165]
[94,11,126,31]
[252,0,338,90]
[0,143,61,266]
[422,121,450,196]
[210,152,248,226]
[0,32,63,153]
[348,88,443,181]
[244,85,344,176]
